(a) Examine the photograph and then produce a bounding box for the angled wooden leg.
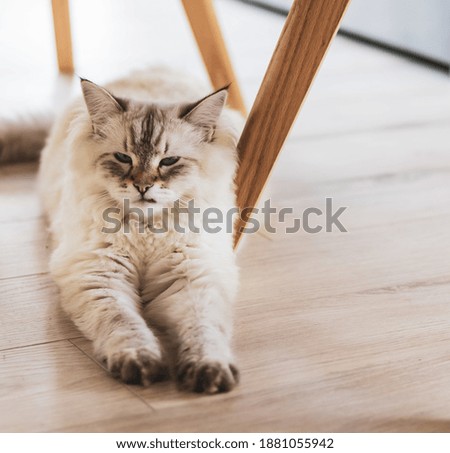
[51,0,74,73]
[181,0,246,115]
[234,0,351,247]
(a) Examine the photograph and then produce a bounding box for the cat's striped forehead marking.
[125,106,168,164]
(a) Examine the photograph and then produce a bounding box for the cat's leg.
[51,248,166,385]
[143,248,239,394]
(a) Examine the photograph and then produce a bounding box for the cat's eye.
[159,156,180,167]
[114,152,132,164]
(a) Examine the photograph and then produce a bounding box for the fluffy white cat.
[35,68,243,393]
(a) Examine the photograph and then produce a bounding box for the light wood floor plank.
[0,341,152,432]
[272,123,450,189]
[0,274,79,351]
[0,219,48,279]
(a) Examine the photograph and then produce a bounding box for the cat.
[9,67,243,394]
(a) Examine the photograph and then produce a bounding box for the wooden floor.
[2,0,450,433]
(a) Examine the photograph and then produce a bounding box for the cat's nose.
[133,183,152,195]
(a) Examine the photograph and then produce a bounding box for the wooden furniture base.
[234,0,351,246]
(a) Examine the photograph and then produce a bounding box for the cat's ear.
[80,78,126,133]
[180,85,229,136]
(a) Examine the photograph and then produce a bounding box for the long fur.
[37,67,244,393]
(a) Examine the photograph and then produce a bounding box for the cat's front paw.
[177,360,239,394]
[107,347,167,386]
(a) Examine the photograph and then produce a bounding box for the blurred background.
[0,0,449,137]
[243,0,450,70]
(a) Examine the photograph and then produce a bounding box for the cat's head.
[78,78,232,214]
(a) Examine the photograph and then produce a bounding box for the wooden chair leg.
[181,0,246,115]
[234,0,351,247]
[51,0,74,73]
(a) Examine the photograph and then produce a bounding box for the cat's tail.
[0,114,53,164]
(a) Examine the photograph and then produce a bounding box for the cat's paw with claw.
[107,347,167,386]
[177,360,239,394]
